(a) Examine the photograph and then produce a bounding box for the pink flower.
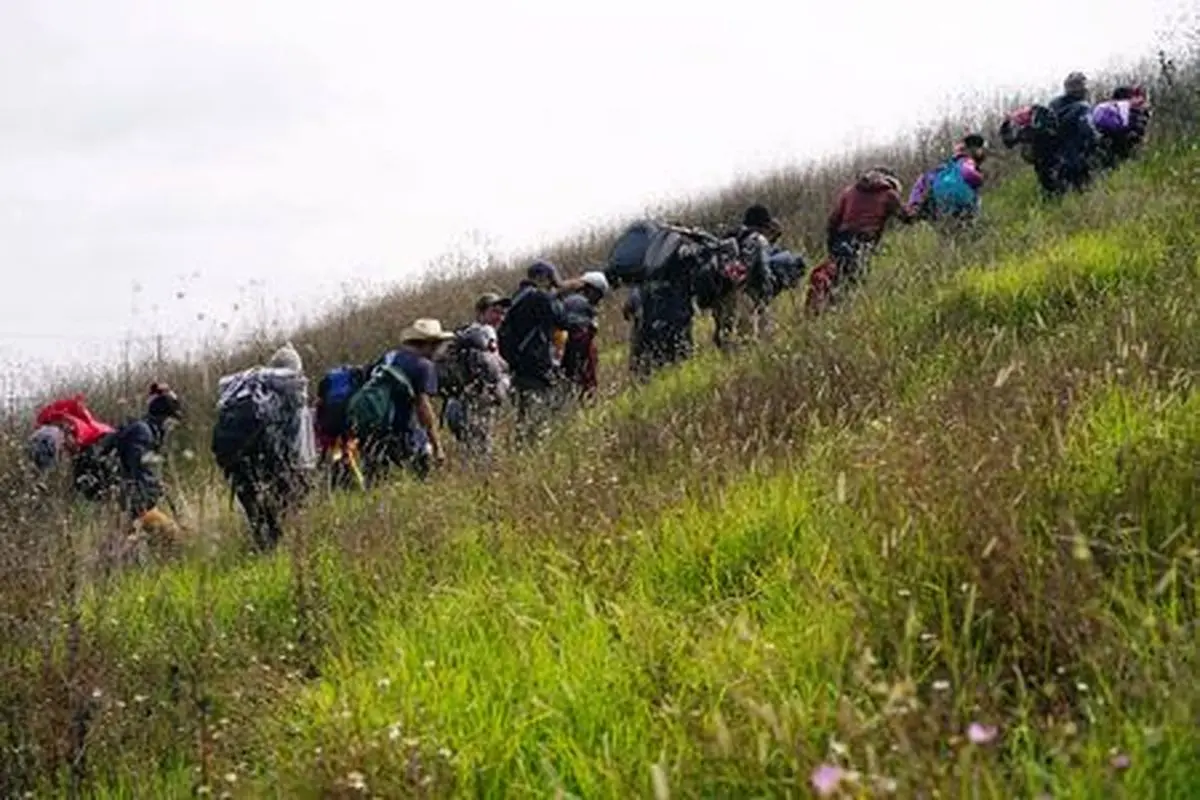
[967,722,998,745]
[810,764,844,797]
[1111,753,1131,770]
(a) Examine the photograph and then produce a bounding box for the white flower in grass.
[346,771,367,792]
[967,722,998,745]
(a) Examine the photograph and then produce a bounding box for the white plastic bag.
[296,405,318,470]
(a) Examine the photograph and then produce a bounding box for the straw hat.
[399,318,456,344]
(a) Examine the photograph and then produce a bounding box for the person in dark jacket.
[114,382,182,524]
[713,204,779,352]
[628,271,697,381]
[1040,72,1099,197]
[498,261,573,444]
[825,167,912,299]
[214,344,317,551]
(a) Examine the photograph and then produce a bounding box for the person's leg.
[359,433,392,487]
[627,316,644,379]
[1032,141,1063,198]
[228,462,272,551]
[513,383,533,447]
[671,323,694,365]
[1059,142,1091,193]
[246,443,293,551]
[474,402,497,471]
[733,289,757,344]
[530,382,558,442]
[754,296,774,341]
[828,239,859,305]
[711,290,735,352]
[513,377,555,448]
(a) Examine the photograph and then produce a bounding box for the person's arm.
[415,360,444,461]
[581,330,600,399]
[555,277,587,295]
[416,394,442,459]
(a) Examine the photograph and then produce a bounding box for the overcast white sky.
[0,0,1190,395]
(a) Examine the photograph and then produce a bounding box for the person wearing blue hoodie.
[114,383,183,523]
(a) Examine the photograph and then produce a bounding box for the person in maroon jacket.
[559,272,608,404]
[823,166,914,300]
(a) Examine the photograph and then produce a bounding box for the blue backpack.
[929,157,978,216]
[316,364,368,438]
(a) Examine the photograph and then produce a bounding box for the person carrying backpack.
[357,318,454,480]
[314,363,370,490]
[33,395,119,502]
[606,219,721,380]
[439,293,512,469]
[1041,71,1100,197]
[498,261,573,445]
[212,343,316,552]
[906,134,987,227]
[999,103,1060,168]
[112,383,185,550]
[712,204,779,352]
[822,166,912,303]
[559,272,609,403]
[1092,85,1150,171]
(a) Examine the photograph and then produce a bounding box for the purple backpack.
[1091,101,1130,134]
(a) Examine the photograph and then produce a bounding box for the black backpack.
[606,220,702,287]
[211,370,297,468]
[1029,104,1060,142]
[497,288,549,376]
[435,327,495,399]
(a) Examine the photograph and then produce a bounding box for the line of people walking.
[21,72,1152,556]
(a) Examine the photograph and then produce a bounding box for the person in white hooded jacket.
[211,342,316,551]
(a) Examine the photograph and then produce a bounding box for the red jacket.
[35,396,114,450]
[827,170,904,241]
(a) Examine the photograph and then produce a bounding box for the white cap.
[580,271,610,297]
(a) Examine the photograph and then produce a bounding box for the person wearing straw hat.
[378,318,456,473]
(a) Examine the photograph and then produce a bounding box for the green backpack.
[345,363,415,436]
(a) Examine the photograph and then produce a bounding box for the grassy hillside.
[2,48,1200,798]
